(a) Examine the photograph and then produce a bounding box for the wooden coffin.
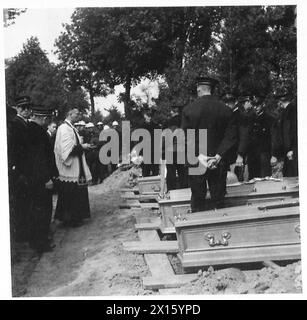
[137,175,161,195]
[158,177,299,233]
[173,199,300,268]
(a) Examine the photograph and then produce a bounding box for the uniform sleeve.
[216,110,238,158]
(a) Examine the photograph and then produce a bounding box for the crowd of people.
[7,98,121,254]
[6,76,298,254]
[162,77,298,212]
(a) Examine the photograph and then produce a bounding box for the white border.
[0,0,306,300]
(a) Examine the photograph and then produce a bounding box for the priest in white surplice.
[54,107,93,227]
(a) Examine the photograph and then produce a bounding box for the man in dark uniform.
[141,112,160,177]
[181,77,237,212]
[163,105,188,191]
[274,87,298,177]
[7,96,32,242]
[26,105,59,253]
[246,95,274,179]
[46,120,57,148]
[221,92,249,181]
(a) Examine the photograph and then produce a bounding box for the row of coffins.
[134,173,300,269]
[158,177,299,233]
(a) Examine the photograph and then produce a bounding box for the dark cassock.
[181,77,237,212]
[54,116,92,227]
[25,107,59,252]
[7,96,31,242]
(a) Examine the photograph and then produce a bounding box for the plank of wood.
[123,241,179,254]
[143,274,198,290]
[137,230,175,277]
[122,194,140,200]
[135,219,161,230]
[119,203,141,209]
[139,194,158,201]
[143,254,174,277]
[138,230,161,242]
[140,202,159,209]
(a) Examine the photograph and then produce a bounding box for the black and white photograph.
[0,0,305,299]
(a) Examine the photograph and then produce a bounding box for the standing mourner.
[46,120,57,148]
[221,92,249,181]
[26,106,59,253]
[273,87,298,177]
[163,105,188,191]
[54,107,93,227]
[141,113,160,177]
[7,96,32,242]
[246,95,274,179]
[75,120,86,142]
[181,77,237,212]
[111,121,121,172]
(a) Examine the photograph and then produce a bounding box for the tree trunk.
[124,76,132,120]
[89,89,95,120]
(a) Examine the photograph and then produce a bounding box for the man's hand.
[235,154,244,167]
[207,154,221,170]
[287,151,294,160]
[81,143,92,150]
[45,179,54,190]
[270,156,278,166]
[198,154,214,169]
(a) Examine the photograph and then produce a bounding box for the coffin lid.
[138,175,161,182]
[174,199,300,228]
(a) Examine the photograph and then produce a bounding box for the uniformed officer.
[246,94,274,179]
[8,96,32,242]
[163,105,188,191]
[273,86,298,177]
[141,112,160,177]
[221,92,249,181]
[181,77,237,212]
[26,105,59,253]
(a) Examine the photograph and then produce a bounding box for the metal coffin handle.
[151,185,161,192]
[205,232,231,247]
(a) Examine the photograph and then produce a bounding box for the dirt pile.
[175,261,302,295]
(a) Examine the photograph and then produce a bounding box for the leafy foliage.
[3,8,26,27]
[5,37,89,118]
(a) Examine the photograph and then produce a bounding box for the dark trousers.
[9,174,31,242]
[28,184,53,251]
[142,163,159,177]
[189,160,228,213]
[247,151,271,180]
[166,163,188,191]
[283,151,298,177]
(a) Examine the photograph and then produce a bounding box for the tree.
[5,37,89,118]
[208,6,296,97]
[56,7,223,120]
[55,23,113,119]
[3,8,26,27]
[103,106,123,125]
